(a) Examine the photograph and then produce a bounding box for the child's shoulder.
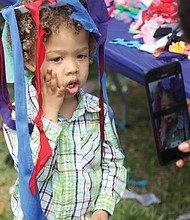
[84,91,99,103]
[81,90,100,110]
[81,90,109,113]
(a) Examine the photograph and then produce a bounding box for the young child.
[155,79,187,151]
[2,0,126,219]
[159,88,184,150]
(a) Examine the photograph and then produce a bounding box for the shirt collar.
[71,89,101,121]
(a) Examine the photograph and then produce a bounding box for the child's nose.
[65,58,79,75]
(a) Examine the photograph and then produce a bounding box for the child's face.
[161,91,177,125]
[40,24,90,98]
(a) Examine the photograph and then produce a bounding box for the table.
[101,18,190,129]
[104,18,190,95]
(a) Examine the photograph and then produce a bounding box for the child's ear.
[25,62,36,72]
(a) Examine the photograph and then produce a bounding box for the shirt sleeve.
[3,116,62,181]
[94,106,127,215]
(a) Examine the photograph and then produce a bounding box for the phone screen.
[145,61,190,165]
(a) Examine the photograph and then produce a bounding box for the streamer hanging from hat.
[0,0,109,219]
[2,2,47,219]
[0,0,16,6]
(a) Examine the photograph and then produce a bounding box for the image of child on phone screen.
[154,77,189,151]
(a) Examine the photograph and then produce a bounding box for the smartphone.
[144,61,190,165]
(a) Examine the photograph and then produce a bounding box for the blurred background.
[1,0,190,219]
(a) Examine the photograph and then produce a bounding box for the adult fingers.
[178,141,190,153]
[176,159,184,168]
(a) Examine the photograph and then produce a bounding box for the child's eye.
[77,54,88,60]
[51,57,63,63]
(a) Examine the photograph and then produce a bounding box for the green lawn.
[0,63,190,219]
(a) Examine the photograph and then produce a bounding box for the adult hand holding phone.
[176,98,190,167]
[145,61,190,165]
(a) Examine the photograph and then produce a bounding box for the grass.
[0,62,190,219]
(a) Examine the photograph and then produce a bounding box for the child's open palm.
[41,68,68,122]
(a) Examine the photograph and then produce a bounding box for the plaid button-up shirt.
[3,80,127,220]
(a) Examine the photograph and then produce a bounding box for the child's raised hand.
[160,117,167,137]
[41,68,68,122]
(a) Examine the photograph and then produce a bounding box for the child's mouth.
[66,81,79,95]
[67,83,76,89]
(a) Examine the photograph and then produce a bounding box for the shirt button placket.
[66,206,70,211]
[66,156,70,163]
[67,182,72,188]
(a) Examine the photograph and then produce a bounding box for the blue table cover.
[103,18,190,98]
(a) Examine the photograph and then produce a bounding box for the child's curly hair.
[14,0,96,70]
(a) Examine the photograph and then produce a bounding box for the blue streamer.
[102,71,126,158]
[57,0,100,38]
[0,0,17,6]
[2,7,47,220]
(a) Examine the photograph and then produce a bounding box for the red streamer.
[25,0,56,196]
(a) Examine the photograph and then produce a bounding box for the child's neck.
[59,95,78,121]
